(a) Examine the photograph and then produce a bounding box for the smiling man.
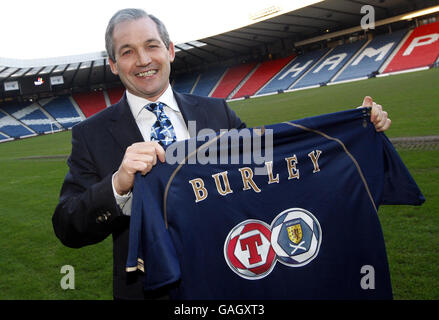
[52,8,245,300]
[52,8,391,300]
[108,15,175,101]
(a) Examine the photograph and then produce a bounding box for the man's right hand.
[113,141,165,195]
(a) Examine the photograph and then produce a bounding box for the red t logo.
[240,234,262,265]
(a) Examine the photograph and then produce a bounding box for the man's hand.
[360,96,392,132]
[113,141,166,195]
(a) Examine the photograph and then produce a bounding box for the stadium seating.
[231,55,296,99]
[257,48,330,95]
[1,22,433,144]
[41,96,83,129]
[0,111,34,138]
[73,91,107,118]
[210,63,257,99]
[334,29,408,82]
[191,66,228,97]
[172,73,200,94]
[292,40,367,89]
[0,131,10,141]
[107,86,125,105]
[383,21,439,73]
[0,101,58,134]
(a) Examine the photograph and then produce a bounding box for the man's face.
[109,17,175,101]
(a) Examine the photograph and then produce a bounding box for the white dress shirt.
[112,84,190,215]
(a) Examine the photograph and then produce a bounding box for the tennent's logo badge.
[223,220,277,280]
[224,208,322,279]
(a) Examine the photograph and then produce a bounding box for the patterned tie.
[145,102,177,146]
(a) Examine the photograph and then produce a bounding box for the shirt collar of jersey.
[126,84,181,120]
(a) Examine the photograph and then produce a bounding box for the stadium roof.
[1,0,438,100]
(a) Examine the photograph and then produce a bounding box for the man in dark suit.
[52,8,245,300]
[52,8,391,300]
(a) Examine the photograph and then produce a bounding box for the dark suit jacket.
[52,90,245,299]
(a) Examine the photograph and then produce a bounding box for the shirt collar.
[126,84,180,119]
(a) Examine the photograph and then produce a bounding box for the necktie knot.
[144,102,176,146]
[145,102,164,118]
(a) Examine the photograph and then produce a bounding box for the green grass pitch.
[0,68,438,299]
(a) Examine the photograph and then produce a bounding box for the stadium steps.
[287,48,335,90]
[231,56,296,99]
[39,96,83,129]
[257,48,331,95]
[68,96,86,120]
[379,29,414,74]
[0,130,13,142]
[330,39,372,83]
[189,74,202,94]
[73,91,107,118]
[4,101,65,134]
[190,66,228,97]
[292,40,367,89]
[35,101,64,132]
[228,63,261,100]
[207,68,229,97]
[0,108,36,138]
[0,102,48,135]
[211,62,257,99]
[103,90,112,107]
[332,29,409,83]
[107,86,125,105]
[0,107,37,136]
[383,21,439,73]
[173,73,200,94]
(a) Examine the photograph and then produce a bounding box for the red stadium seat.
[73,91,107,118]
[384,21,439,73]
[211,63,257,99]
[231,55,296,99]
[107,86,125,105]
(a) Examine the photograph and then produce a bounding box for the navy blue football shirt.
[126,108,424,299]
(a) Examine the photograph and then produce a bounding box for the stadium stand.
[383,21,439,73]
[191,66,228,97]
[73,91,107,118]
[107,86,125,105]
[231,55,296,99]
[333,29,408,82]
[172,72,200,94]
[257,48,330,95]
[210,62,257,99]
[0,110,35,138]
[40,96,83,129]
[0,131,11,141]
[0,101,60,134]
[292,40,367,89]
[1,5,437,143]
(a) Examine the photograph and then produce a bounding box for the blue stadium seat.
[0,112,34,138]
[41,96,82,129]
[173,73,200,94]
[292,40,366,89]
[1,101,57,134]
[0,131,11,141]
[192,66,227,97]
[257,48,330,95]
[334,29,407,82]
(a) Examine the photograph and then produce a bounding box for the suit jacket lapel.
[173,90,208,137]
[107,93,144,152]
[106,90,207,151]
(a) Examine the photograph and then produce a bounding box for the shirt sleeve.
[111,172,133,216]
[380,134,425,205]
[127,172,181,291]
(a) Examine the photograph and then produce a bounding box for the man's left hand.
[359,96,392,132]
